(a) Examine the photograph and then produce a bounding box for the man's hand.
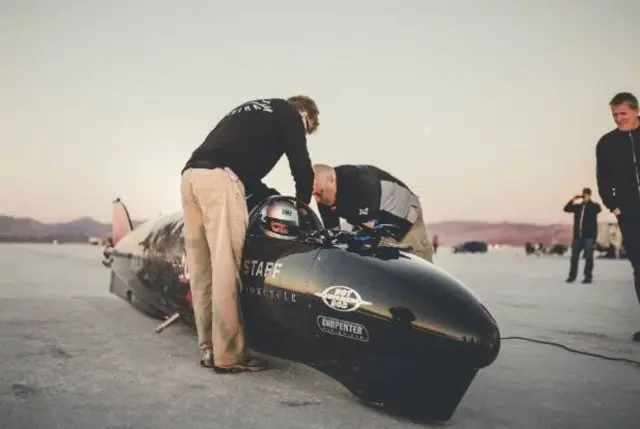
[612,208,621,216]
[361,221,377,230]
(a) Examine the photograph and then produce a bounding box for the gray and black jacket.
[318,164,422,239]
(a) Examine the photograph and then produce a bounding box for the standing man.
[312,163,434,262]
[596,91,640,342]
[181,96,319,372]
[563,188,601,284]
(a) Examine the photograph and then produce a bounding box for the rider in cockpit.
[260,199,301,241]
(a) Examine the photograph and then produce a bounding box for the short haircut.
[609,92,638,110]
[287,95,320,131]
[312,163,334,185]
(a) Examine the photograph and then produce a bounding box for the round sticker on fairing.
[314,286,373,312]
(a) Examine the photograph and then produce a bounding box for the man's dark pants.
[617,209,640,305]
[568,237,595,280]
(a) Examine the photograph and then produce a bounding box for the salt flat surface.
[0,243,638,429]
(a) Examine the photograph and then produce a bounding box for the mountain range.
[0,215,145,243]
[0,214,576,246]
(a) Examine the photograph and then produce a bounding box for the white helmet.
[261,200,300,240]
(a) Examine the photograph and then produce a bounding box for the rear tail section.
[111,197,134,245]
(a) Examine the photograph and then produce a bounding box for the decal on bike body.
[178,248,189,284]
[241,259,295,302]
[314,286,372,312]
[174,248,193,307]
[317,315,369,342]
[244,285,297,303]
[242,259,283,278]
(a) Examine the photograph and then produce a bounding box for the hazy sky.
[1,0,638,224]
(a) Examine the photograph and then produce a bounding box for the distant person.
[524,242,535,256]
[563,188,601,283]
[312,163,434,262]
[180,96,319,371]
[432,234,439,254]
[596,91,640,342]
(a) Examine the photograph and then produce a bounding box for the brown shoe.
[213,356,269,374]
[199,348,214,368]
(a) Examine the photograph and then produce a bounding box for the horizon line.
[0,212,582,227]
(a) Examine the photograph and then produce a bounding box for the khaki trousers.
[180,167,248,366]
[400,204,434,263]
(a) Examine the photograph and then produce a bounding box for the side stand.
[154,312,180,333]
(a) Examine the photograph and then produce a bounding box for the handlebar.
[304,224,413,253]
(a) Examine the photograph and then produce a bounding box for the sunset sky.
[2,0,638,225]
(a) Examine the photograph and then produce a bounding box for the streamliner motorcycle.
[102,194,501,421]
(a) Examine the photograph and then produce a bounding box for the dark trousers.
[617,211,640,305]
[568,237,595,280]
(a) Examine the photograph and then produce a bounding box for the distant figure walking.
[563,188,601,283]
[596,91,640,342]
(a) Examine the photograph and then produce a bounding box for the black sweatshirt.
[596,121,640,213]
[563,199,601,240]
[182,98,314,204]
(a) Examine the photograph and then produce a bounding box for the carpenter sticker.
[314,286,372,312]
[317,315,369,342]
